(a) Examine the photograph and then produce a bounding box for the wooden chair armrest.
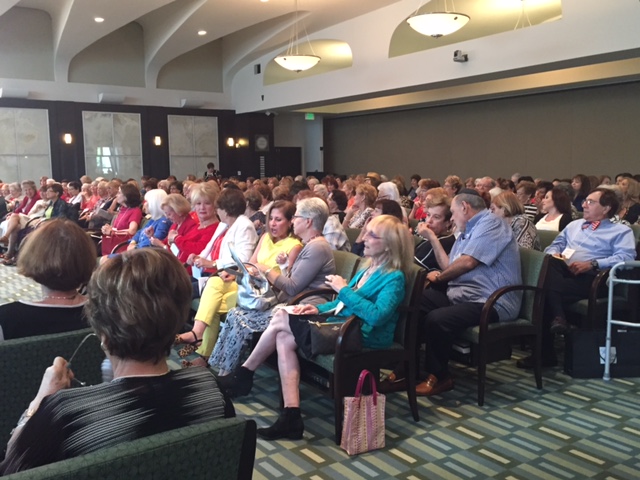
[479,284,542,335]
[334,315,360,355]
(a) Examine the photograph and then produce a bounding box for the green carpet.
[239,353,640,479]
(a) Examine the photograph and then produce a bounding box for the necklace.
[43,293,78,300]
[303,234,322,245]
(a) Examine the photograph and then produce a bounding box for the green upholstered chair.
[344,228,360,247]
[330,250,361,281]
[0,329,104,448]
[3,418,257,480]
[289,263,426,444]
[457,248,549,406]
[536,229,559,251]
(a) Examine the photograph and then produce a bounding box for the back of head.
[217,187,247,217]
[330,189,348,211]
[377,182,401,202]
[296,197,329,232]
[374,199,404,221]
[120,183,142,208]
[455,189,487,211]
[144,189,168,219]
[493,191,524,217]
[85,248,192,363]
[18,219,97,291]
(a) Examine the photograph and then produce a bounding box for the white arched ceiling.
[11,0,398,88]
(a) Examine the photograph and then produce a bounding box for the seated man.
[418,189,521,396]
[518,188,636,368]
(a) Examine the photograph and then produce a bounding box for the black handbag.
[290,316,362,357]
[564,328,640,378]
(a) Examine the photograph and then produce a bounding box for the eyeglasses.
[582,198,598,206]
[292,215,309,220]
[67,333,98,387]
[364,230,382,240]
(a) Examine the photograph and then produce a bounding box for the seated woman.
[208,197,336,375]
[351,199,404,256]
[175,188,258,349]
[1,183,76,266]
[0,181,41,263]
[163,184,220,266]
[100,183,143,255]
[0,219,96,341]
[0,248,234,475]
[491,191,541,250]
[342,183,377,229]
[218,214,412,440]
[534,187,572,232]
[183,200,302,359]
[617,177,640,224]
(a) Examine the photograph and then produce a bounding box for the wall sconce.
[63,133,73,144]
[237,138,248,147]
[227,137,235,147]
[153,136,162,146]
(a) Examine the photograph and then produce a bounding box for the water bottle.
[101,358,113,382]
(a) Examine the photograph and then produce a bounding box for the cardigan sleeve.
[336,270,405,327]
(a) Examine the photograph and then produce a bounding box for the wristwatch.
[591,259,599,270]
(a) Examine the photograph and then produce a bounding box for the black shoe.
[516,355,558,369]
[257,408,304,440]
[550,316,568,335]
[216,366,254,398]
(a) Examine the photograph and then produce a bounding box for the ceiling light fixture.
[198,30,207,36]
[94,17,104,23]
[407,0,470,38]
[274,0,320,72]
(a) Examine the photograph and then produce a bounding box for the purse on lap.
[225,242,277,311]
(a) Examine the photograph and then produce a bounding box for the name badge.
[562,247,576,259]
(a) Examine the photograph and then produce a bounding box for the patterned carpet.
[237,351,640,480]
[3,265,640,479]
[0,263,41,305]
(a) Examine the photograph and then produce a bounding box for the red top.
[14,192,41,215]
[171,217,218,265]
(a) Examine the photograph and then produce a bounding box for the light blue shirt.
[545,219,636,268]
[447,210,522,322]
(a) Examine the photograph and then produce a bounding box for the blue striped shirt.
[447,209,522,321]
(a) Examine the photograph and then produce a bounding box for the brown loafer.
[416,374,454,396]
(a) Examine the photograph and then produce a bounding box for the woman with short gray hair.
[208,197,335,375]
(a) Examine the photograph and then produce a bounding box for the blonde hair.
[367,215,413,274]
[492,191,524,217]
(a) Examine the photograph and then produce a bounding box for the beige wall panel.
[69,23,145,87]
[157,40,223,93]
[325,83,640,182]
[0,8,53,81]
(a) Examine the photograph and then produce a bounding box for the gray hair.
[455,192,486,211]
[296,197,329,232]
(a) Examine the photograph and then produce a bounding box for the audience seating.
[3,418,256,480]
[0,329,104,449]
[536,229,558,250]
[456,248,549,406]
[287,263,426,444]
[344,227,360,247]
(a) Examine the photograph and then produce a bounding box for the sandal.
[1,257,16,266]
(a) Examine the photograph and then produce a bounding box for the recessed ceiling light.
[198,30,207,36]
[260,0,269,3]
[94,17,104,23]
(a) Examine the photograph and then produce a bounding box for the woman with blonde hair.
[491,191,541,250]
[617,177,640,224]
[342,183,377,228]
[219,214,413,440]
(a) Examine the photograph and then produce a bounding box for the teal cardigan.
[316,268,405,349]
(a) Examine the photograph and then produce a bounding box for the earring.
[100,341,107,352]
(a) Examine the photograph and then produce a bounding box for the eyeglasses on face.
[364,230,382,240]
[582,198,598,206]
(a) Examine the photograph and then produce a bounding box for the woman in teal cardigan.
[218,214,414,441]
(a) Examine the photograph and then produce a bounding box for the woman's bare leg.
[276,330,301,408]
[242,308,289,371]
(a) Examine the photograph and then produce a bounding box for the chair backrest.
[536,229,559,251]
[394,263,427,345]
[0,329,104,447]
[332,250,361,281]
[344,228,360,247]
[518,248,549,322]
[3,418,257,480]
